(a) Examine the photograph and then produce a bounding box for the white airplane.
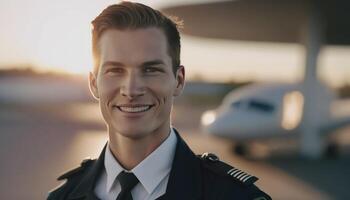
[200,81,350,157]
[163,0,350,158]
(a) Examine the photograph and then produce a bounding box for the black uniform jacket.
[48,131,271,200]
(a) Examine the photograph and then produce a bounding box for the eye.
[105,67,124,74]
[144,66,161,73]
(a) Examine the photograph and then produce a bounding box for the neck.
[108,125,171,170]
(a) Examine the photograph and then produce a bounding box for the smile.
[115,105,154,113]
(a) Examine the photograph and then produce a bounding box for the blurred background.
[1,0,350,199]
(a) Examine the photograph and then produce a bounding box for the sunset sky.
[0,0,349,87]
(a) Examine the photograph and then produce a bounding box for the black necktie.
[116,171,139,200]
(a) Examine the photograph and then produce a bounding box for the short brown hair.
[91,1,183,75]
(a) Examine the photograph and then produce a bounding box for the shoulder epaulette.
[57,158,94,181]
[199,152,258,186]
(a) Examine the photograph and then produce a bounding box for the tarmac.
[0,101,349,200]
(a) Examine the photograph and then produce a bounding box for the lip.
[112,104,155,117]
[116,103,154,107]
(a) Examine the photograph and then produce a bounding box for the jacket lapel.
[67,145,106,200]
[66,130,202,200]
[159,129,202,200]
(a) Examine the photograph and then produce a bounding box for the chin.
[113,126,152,140]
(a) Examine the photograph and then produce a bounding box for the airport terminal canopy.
[161,0,350,45]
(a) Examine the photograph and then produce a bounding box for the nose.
[120,71,145,99]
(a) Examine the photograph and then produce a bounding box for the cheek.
[148,79,176,103]
[98,77,120,100]
[97,78,119,123]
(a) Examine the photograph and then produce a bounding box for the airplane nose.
[201,110,248,138]
[201,110,232,134]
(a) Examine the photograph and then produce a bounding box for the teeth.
[118,105,151,113]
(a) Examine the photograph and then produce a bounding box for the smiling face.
[89,28,185,141]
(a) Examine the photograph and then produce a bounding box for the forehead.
[98,28,170,64]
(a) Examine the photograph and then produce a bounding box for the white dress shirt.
[94,128,177,200]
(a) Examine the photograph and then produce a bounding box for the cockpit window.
[231,99,274,113]
[231,101,242,108]
[248,100,274,112]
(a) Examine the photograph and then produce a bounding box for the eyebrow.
[101,61,124,68]
[101,59,166,69]
[141,60,165,67]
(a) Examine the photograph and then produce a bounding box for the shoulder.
[47,158,95,200]
[198,153,271,200]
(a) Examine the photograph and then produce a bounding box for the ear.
[89,71,99,100]
[173,65,185,96]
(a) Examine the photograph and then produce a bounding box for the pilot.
[47,1,271,200]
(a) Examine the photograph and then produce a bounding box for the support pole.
[300,3,325,158]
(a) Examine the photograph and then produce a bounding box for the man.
[48,2,271,200]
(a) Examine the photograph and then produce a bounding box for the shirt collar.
[104,143,124,192]
[104,128,177,194]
